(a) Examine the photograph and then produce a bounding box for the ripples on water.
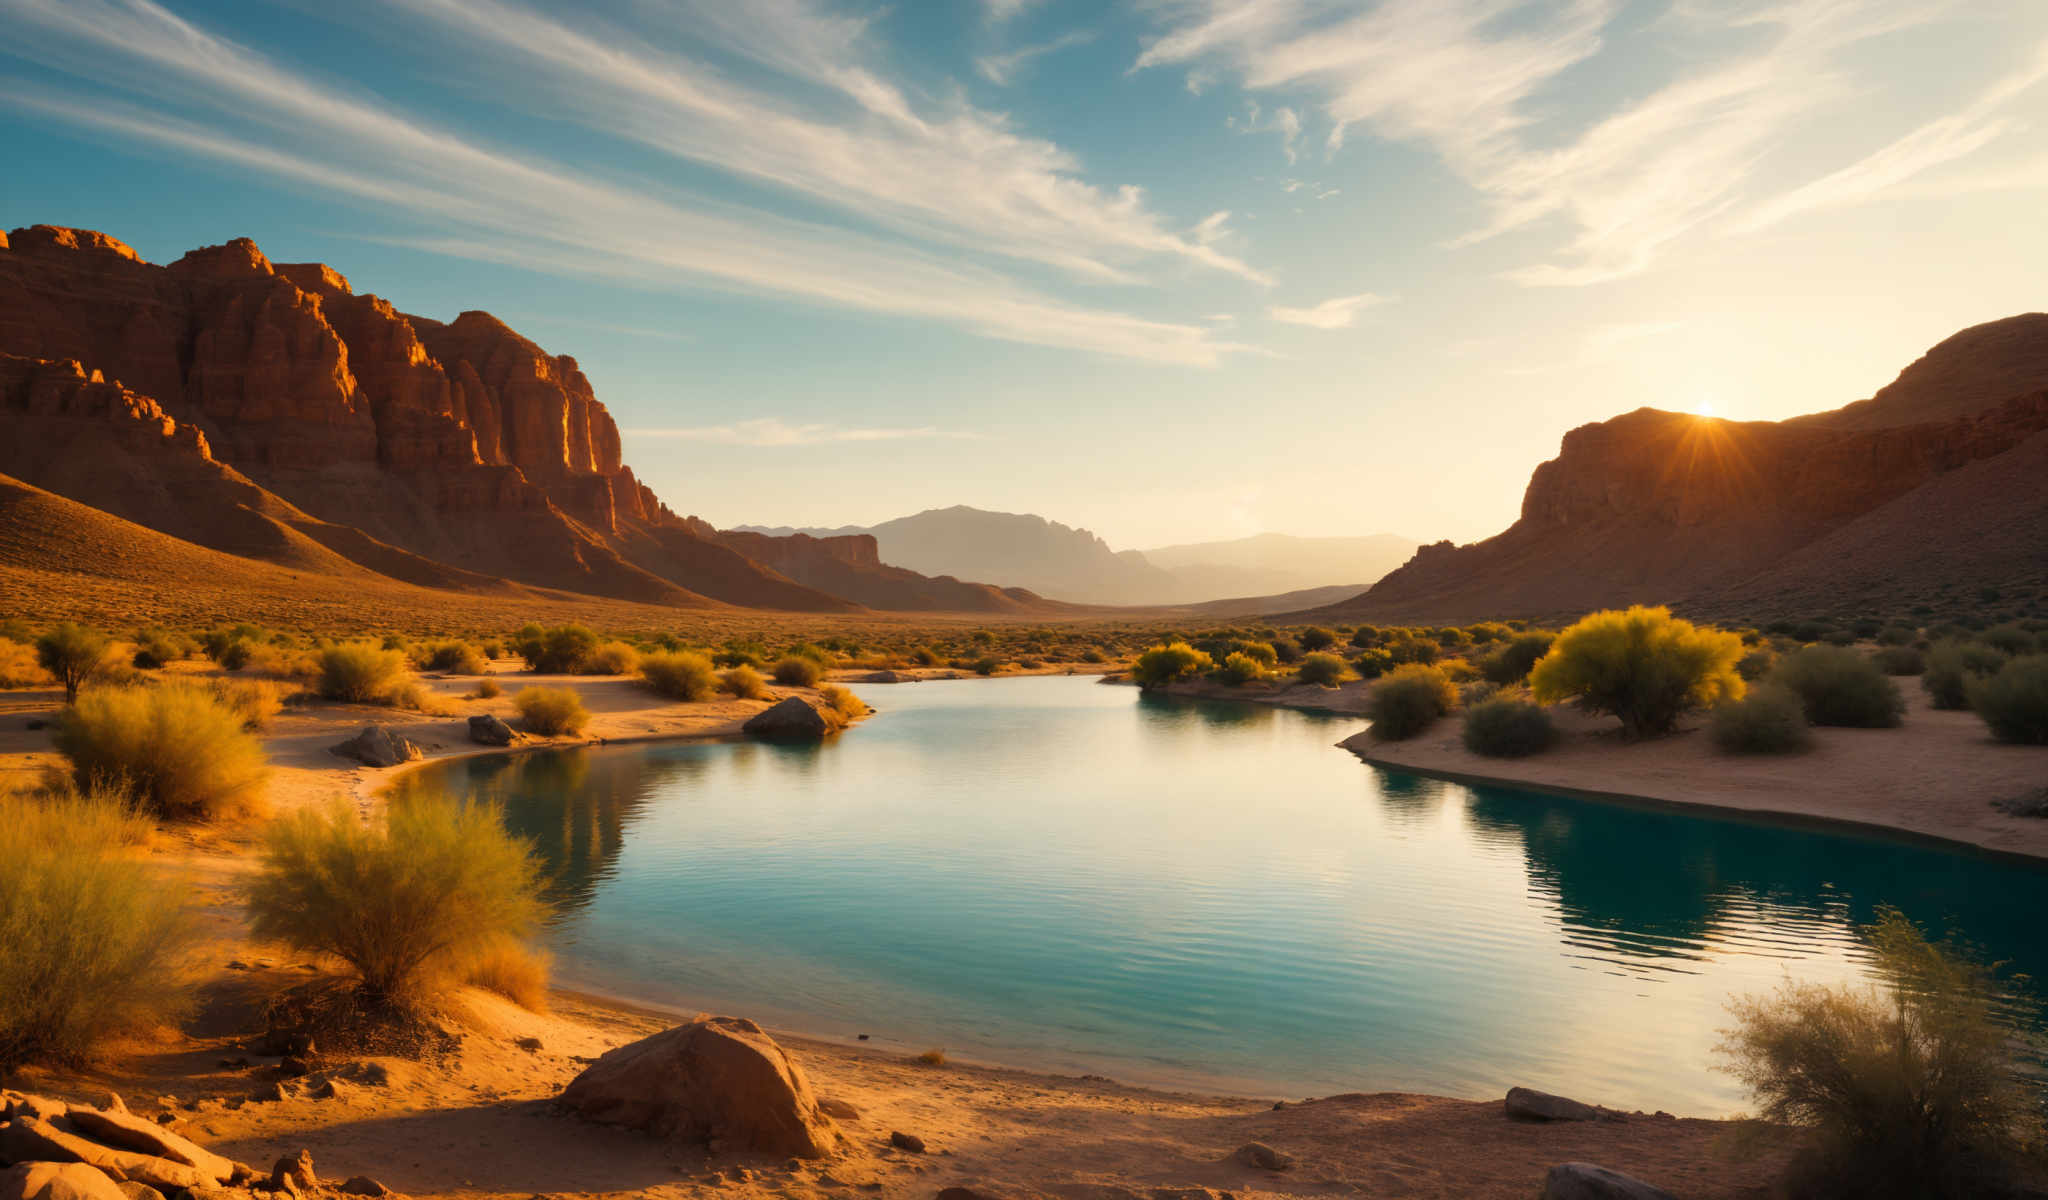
[406,675,2048,1113]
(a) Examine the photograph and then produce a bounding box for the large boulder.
[328,725,421,767]
[557,1015,837,1158]
[741,697,832,741]
[467,714,516,746]
[0,1119,210,1193]
[1542,1163,1678,1200]
[1505,1087,1600,1122]
[0,1162,127,1200]
[61,1109,233,1184]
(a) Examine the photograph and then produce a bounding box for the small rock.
[468,714,517,746]
[340,1177,396,1197]
[514,1036,543,1052]
[0,1162,127,1200]
[1541,1162,1679,1200]
[1230,1142,1292,1171]
[278,1056,313,1078]
[328,725,421,767]
[271,1150,317,1194]
[889,1131,925,1154]
[251,1080,299,1103]
[310,1078,347,1100]
[1506,1087,1601,1122]
[1271,1100,1287,1111]
[818,1097,860,1121]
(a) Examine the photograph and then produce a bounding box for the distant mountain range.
[1290,313,2048,624]
[732,509,1418,606]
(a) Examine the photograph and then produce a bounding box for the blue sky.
[5,0,2046,548]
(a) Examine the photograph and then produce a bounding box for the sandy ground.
[1346,687,2048,862]
[0,661,1940,1200]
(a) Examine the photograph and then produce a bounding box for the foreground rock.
[1230,1142,1293,1171]
[557,1015,837,1158]
[328,725,421,767]
[0,1161,126,1200]
[61,1109,234,1184]
[1506,1087,1601,1122]
[741,697,835,741]
[466,714,516,746]
[0,1093,248,1198]
[1542,1162,1678,1200]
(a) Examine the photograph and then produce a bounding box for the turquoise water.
[410,675,2048,1113]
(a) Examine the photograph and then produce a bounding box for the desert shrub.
[415,640,487,675]
[1296,652,1351,687]
[911,646,941,667]
[1922,640,2008,709]
[1298,627,1337,652]
[1386,636,1440,665]
[1351,648,1393,679]
[772,655,825,687]
[1979,624,2037,656]
[972,656,1001,676]
[0,788,195,1070]
[200,624,263,667]
[243,642,318,680]
[1719,910,2040,1199]
[1080,647,1107,664]
[1214,651,1264,686]
[1869,645,1924,676]
[1710,685,1813,754]
[817,683,866,720]
[639,650,717,701]
[1267,636,1301,664]
[1530,606,1744,739]
[1735,645,1777,682]
[1769,646,1904,728]
[1130,642,1213,689]
[1365,664,1457,741]
[464,937,551,1012]
[471,678,502,700]
[1876,625,1917,646]
[0,637,50,688]
[1967,655,2048,745]
[719,665,768,699]
[37,622,110,704]
[317,642,422,708]
[52,683,270,820]
[583,640,640,676]
[1438,658,1480,683]
[1461,696,1557,757]
[1348,624,1383,648]
[1479,632,1554,685]
[515,624,599,674]
[248,794,548,1005]
[1466,622,1512,645]
[131,629,190,670]
[514,686,588,735]
[211,678,284,731]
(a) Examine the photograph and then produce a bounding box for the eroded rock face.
[557,1015,837,1158]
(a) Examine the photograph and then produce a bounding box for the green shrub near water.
[817,683,866,720]
[1130,642,1213,689]
[52,683,271,820]
[1718,910,2041,1199]
[247,793,548,1005]
[1922,640,2008,709]
[1350,648,1393,679]
[584,640,640,676]
[1710,684,1813,754]
[1213,651,1265,686]
[1529,606,1745,739]
[317,642,423,708]
[1769,645,1903,728]
[1967,655,2048,745]
[514,624,600,674]
[639,650,717,701]
[1298,627,1337,652]
[719,665,768,699]
[1365,664,1457,740]
[0,788,195,1071]
[514,686,589,735]
[772,655,825,687]
[1295,652,1351,687]
[1479,632,1554,685]
[1460,696,1557,757]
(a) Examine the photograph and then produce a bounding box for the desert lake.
[406,675,2048,1114]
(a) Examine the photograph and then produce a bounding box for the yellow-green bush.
[719,664,768,699]
[1296,652,1352,687]
[584,640,640,676]
[415,640,488,675]
[1922,639,2007,709]
[513,623,599,674]
[0,637,49,689]
[1530,606,1744,738]
[464,936,551,1012]
[0,788,195,1070]
[247,795,548,1005]
[1365,664,1457,740]
[1479,632,1554,685]
[1130,642,1213,689]
[36,621,110,704]
[1719,910,2039,1199]
[817,683,866,720]
[317,642,422,707]
[1769,646,1904,728]
[1214,651,1265,686]
[1709,684,1812,754]
[514,686,589,735]
[1967,655,2048,745]
[1460,696,1557,757]
[771,655,825,687]
[211,678,285,731]
[52,683,271,820]
[639,650,717,701]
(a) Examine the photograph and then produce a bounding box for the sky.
[4,0,2046,550]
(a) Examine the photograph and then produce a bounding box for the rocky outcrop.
[741,696,835,740]
[467,714,516,746]
[1297,317,2048,624]
[1504,1087,1601,1122]
[328,726,421,768]
[557,1015,838,1158]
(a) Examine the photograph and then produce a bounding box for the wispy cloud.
[1137,0,2027,286]
[627,419,985,446]
[1227,99,1302,163]
[1269,291,1386,329]
[982,0,1038,23]
[0,0,1253,367]
[977,30,1093,86]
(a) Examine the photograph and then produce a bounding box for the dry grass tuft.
[318,642,425,708]
[514,686,589,736]
[52,682,271,820]
[915,1047,948,1067]
[719,664,768,699]
[639,650,717,701]
[0,636,50,688]
[465,937,552,1012]
[817,683,866,720]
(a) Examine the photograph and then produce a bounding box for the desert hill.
[736,508,1413,605]
[1295,314,2048,625]
[0,226,1061,616]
